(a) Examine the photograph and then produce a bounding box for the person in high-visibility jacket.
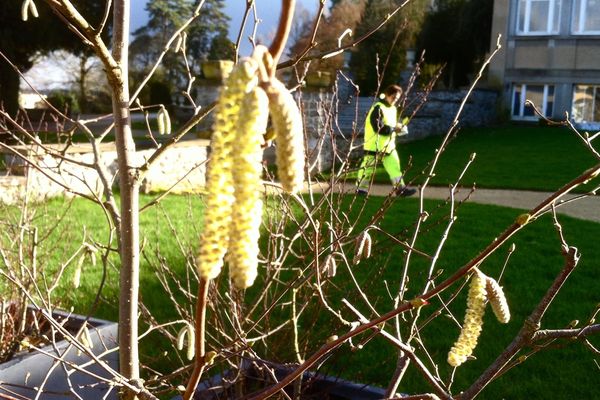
[356,84,416,196]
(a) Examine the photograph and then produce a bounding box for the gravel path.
[303,181,600,223]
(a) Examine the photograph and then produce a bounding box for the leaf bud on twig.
[204,350,217,366]
[409,298,428,308]
[326,335,339,344]
[516,213,531,226]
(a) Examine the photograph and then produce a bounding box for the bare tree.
[0,1,599,400]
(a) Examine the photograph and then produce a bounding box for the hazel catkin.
[157,106,171,135]
[227,85,269,288]
[265,78,305,194]
[353,231,372,265]
[447,270,488,367]
[196,59,258,281]
[485,276,511,324]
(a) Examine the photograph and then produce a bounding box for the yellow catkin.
[353,231,372,264]
[227,85,269,288]
[323,254,337,278]
[265,79,305,194]
[28,1,38,18]
[185,324,195,360]
[21,0,30,21]
[21,0,38,21]
[176,326,187,350]
[196,59,258,281]
[448,270,488,367]
[485,276,510,324]
[157,106,171,135]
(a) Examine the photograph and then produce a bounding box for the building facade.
[489,0,600,128]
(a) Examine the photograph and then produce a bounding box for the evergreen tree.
[417,0,493,88]
[349,0,427,96]
[130,0,231,105]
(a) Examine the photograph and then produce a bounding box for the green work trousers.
[357,151,405,191]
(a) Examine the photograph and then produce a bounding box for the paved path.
[302,182,600,223]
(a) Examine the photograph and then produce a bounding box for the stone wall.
[405,89,499,140]
[301,87,499,173]
[0,140,208,205]
[1,80,498,204]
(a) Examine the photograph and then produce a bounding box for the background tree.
[26,50,111,113]
[207,33,236,60]
[130,0,230,107]
[417,0,493,88]
[289,0,366,74]
[349,0,427,95]
[2,1,599,400]
[0,1,109,116]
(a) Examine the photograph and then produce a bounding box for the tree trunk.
[78,54,88,113]
[0,60,20,118]
[111,1,141,398]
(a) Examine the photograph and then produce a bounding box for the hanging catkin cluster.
[196,59,259,283]
[447,269,511,367]
[353,231,372,265]
[227,85,269,288]
[21,0,39,21]
[265,78,305,194]
[448,270,488,367]
[196,46,304,289]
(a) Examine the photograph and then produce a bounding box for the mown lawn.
[340,124,599,192]
[2,192,598,399]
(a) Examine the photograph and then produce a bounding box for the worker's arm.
[370,105,393,136]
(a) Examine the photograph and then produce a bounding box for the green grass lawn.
[341,124,599,192]
[2,192,598,399]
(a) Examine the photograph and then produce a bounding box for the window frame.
[572,0,600,34]
[511,83,555,120]
[516,0,561,35]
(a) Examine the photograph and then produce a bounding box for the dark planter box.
[173,360,387,400]
[0,309,118,399]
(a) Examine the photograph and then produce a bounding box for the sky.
[131,0,329,56]
[22,1,329,92]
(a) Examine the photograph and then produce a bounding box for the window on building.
[572,85,600,122]
[517,0,561,34]
[573,0,600,33]
[511,84,555,120]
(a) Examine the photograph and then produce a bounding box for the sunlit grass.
[339,124,598,192]
[1,188,598,399]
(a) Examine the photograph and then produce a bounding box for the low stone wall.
[2,81,498,204]
[0,140,208,205]
[406,89,498,140]
[301,87,499,173]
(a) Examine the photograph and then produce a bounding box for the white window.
[572,85,600,122]
[512,84,555,120]
[516,0,561,34]
[573,0,600,33]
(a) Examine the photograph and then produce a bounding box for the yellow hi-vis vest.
[363,101,397,154]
